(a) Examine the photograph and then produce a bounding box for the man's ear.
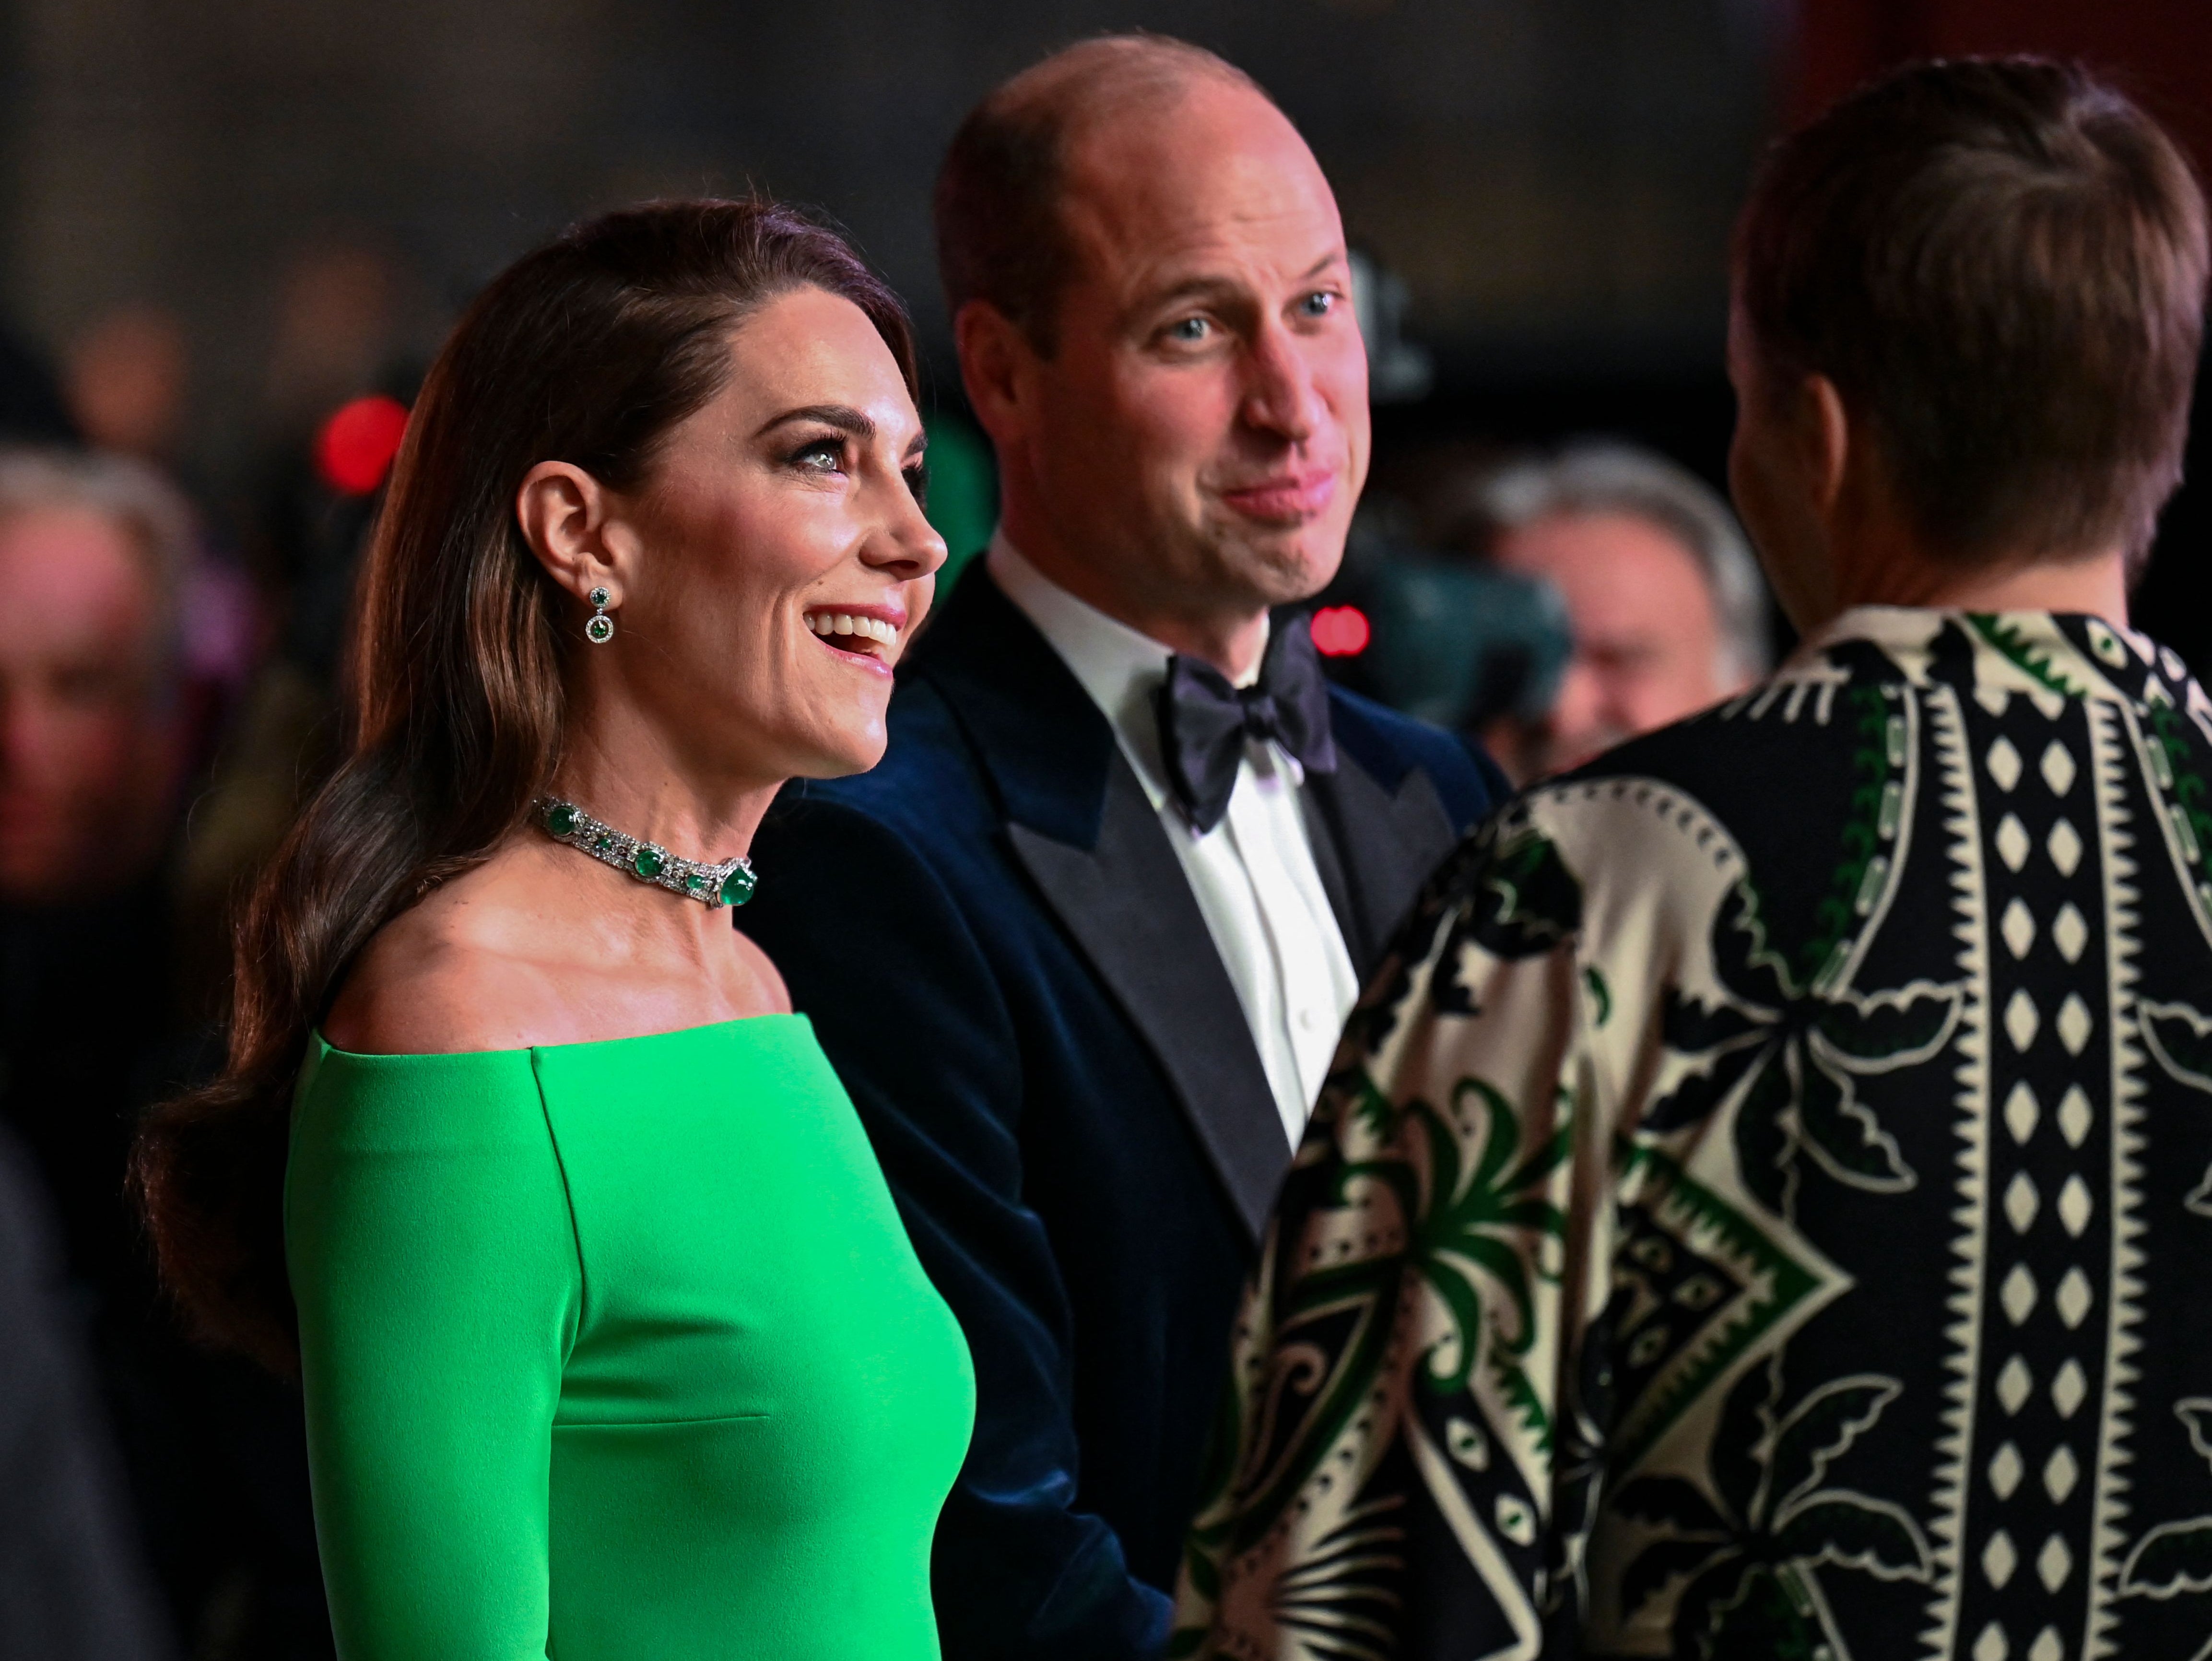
[955,301,1035,451]
[1801,372,1851,518]
[516,461,624,606]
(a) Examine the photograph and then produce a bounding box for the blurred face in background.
[66,306,189,461]
[0,506,184,902]
[1486,508,1746,783]
[970,75,1368,664]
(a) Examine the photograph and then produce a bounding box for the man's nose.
[1238,322,1324,444]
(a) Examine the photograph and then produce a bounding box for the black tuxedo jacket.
[743,565,1505,1658]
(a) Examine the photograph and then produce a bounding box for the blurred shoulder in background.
[0,1120,175,1660]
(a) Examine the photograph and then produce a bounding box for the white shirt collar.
[987,531,1271,801]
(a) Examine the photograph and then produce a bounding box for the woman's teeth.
[809,613,899,648]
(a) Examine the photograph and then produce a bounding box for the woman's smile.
[803,601,907,674]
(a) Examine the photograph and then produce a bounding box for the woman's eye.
[791,437,846,473]
[904,463,929,508]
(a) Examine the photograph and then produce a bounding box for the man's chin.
[1212,526,1345,608]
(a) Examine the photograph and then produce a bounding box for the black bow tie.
[1155,613,1338,834]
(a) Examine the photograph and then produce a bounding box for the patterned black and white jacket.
[1176,608,2212,1661]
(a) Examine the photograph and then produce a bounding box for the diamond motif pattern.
[2040,740,2077,796]
[2057,1086,2093,1147]
[2056,993,2093,1055]
[1975,1623,2010,1661]
[2052,902,2087,963]
[2036,1533,2072,1592]
[2057,1175,2092,1237]
[2004,1172,2039,1233]
[2006,990,2040,1052]
[1984,1529,2019,1588]
[2051,1359,2087,1418]
[1998,1355,2034,1414]
[2002,898,2037,959]
[2004,1081,2040,1143]
[2001,1263,2038,1324]
[1997,813,2032,872]
[1989,1440,2024,1499]
[2043,1444,2079,1503]
[2028,1626,2063,1661]
[2047,818,2083,876]
[2055,1267,2093,1329]
[1988,736,2024,791]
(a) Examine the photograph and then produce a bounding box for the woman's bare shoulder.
[325,845,794,1055]
[321,862,571,1056]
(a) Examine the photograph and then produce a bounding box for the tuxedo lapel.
[1007,766,1287,1240]
[915,568,1288,1241]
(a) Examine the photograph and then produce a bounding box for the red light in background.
[314,395,410,495]
[1310,604,1370,657]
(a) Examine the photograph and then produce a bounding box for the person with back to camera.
[740,34,1507,1659]
[1177,59,2212,1661]
[133,199,973,1659]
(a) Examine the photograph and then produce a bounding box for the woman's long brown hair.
[135,199,918,1369]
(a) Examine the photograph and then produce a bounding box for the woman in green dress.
[133,199,971,1659]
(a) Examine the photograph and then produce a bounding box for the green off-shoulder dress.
[285,1014,974,1660]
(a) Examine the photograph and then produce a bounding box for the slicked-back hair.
[1735,57,2209,565]
[934,33,1265,354]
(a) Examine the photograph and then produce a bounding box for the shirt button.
[1296,1007,1319,1032]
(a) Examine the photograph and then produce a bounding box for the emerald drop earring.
[585,586,615,645]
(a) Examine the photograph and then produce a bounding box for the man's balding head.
[936,35,1271,353]
[943,36,1364,676]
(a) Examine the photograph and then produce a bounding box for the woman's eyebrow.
[754,403,877,440]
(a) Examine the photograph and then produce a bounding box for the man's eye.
[1298,291,1338,318]
[1165,317,1212,343]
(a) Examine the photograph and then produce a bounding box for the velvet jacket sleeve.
[744,795,1174,1659]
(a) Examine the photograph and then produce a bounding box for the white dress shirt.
[988,533,1361,1146]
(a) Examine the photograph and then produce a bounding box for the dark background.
[0,0,2207,650]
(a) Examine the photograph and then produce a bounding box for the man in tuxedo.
[743,35,1506,1658]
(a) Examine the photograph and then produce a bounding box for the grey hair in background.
[0,447,198,668]
[1480,440,1771,684]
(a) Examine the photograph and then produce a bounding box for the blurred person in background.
[1439,442,1769,783]
[0,451,197,903]
[67,306,191,465]
[1179,58,2212,1661]
[0,448,327,1658]
[0,1121,176,1660]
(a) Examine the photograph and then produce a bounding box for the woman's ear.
[516,461,621,605]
